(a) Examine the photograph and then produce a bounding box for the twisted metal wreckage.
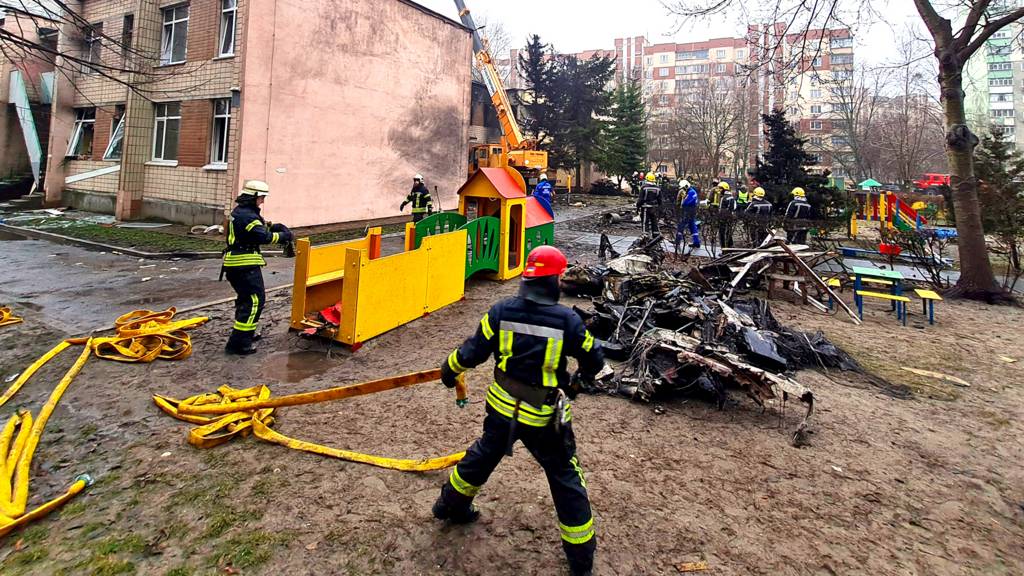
[564,235,872,445]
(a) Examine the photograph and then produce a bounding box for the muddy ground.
[0,216,1022,575]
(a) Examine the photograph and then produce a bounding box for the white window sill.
[146,160,178,167]
[158,60,186,68]
[214,53,235,60]
[203,163,228,171]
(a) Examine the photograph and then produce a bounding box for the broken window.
[66,108,96,157]
[82,23,102,74]
[103,105,126,160]
[152,102,181,161]
[160,4,189,65]
[219,0,236,56]
[210,98,230,164]
[121,14,134,66]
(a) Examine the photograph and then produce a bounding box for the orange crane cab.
[456,0,548,181]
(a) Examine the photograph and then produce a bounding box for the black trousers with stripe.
[440,406,596,573]
[225,266,265,349]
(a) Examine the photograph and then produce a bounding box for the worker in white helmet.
[401,174,434,222]
[222,179,293,355]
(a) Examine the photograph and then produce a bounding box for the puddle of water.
[0,230,27,241]
[262,350,338,384]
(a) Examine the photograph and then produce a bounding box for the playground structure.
[290,167,554,348]
[850,189,928,236]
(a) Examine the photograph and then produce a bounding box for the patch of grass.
[4,546,49,567]
[24,217,224,253]
[306,224,406,245]
[60,500,87,519]
[165,568,192,576]
[88,558,136,576]
[80,522,107,538]
[202,506,247,538]
[95,534,145,555]
[19,523,50,545]
[250,475,278,499]
[209,531,289,570]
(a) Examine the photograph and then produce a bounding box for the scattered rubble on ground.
[563,234,878,445]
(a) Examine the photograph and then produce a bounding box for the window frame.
[160,4,189,66]
[810,104,822,114]
[82,22,103,74]
[152,102,182,162]
[218,0,237,57]
[716,63,726,73]
[66,108,96,157]
[121,14,134,66]
[716,49,726,59]
[810,120,823,131]
[102,105,126,160]
[209,98,231,165]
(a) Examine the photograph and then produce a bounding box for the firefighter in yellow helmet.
[784,187,812,244]
[636,173,662,237]
[744,186,773,246]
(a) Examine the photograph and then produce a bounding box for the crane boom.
[453,0,527,151]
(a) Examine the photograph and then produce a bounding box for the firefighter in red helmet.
[433,245,606,576]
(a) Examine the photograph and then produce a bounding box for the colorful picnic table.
[852,266,906,321]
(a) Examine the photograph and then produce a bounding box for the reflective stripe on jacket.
[223,203,278,268]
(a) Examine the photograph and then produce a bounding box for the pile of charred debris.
[564,234,871,445]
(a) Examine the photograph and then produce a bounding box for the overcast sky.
[416,0,929,68]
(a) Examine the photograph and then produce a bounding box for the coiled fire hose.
[0,307,23,328]
[0,308,208,538]
[155,371,469,472]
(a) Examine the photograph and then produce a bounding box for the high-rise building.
[963,4,1021,148]
[629,24,854,181]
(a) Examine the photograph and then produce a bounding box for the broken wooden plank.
[775,240,861,325]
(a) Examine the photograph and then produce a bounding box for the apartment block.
[634,23,853,181]
[964,9,1022,148]
[34,0,471,226]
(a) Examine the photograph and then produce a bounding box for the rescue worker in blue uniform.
[222,179,292,355]
[675,178,701,249]
[400,174,433,222]
[433,246,606,576]
[533,172,554,217]
[783,187,812,244]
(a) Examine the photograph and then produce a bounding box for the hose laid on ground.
[0,307,23,328]
[155,370,469,472]
[0,309,207,538]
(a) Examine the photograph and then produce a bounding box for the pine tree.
[549,54,616,178]
[597,78,648,187]
[751,109,832,211]
[975,128,1024,289]
[519,35,557,147]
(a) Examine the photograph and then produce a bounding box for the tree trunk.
[938,64,1004,299]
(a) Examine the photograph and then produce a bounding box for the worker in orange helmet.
[434,245,607,576]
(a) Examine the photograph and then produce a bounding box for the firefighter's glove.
[440,360,459,389]
[567,371,590,399]
[400,201,409,211]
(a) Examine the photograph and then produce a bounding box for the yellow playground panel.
[290,227,467,348]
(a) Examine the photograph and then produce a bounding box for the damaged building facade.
[39,0,471,226]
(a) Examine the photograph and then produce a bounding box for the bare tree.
[667,0,1024,300]
[875,33,947,186]
[823,66,887,183]
[671,78,742,183]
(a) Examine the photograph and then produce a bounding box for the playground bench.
[855,290,910,325]
[913,288,943,325]
[307,270,346,287]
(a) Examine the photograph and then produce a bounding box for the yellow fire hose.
[155,370,470,472]
[0,308,208,538]
[0,306,23,328]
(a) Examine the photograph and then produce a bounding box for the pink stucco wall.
[236,0,472,227]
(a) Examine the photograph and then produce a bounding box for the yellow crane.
[454,0,548,179]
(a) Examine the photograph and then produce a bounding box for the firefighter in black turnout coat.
[433,246,607,576]
[221,179,292,355]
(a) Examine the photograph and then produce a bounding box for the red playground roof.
[525,196,554,228]
[457,168,526,200]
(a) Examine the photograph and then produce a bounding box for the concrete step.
[6,194,44,210]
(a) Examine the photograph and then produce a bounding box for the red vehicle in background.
[913,173,950,191]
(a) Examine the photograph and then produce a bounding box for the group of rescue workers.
[633,171,813,250]
[219,173,600,575]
